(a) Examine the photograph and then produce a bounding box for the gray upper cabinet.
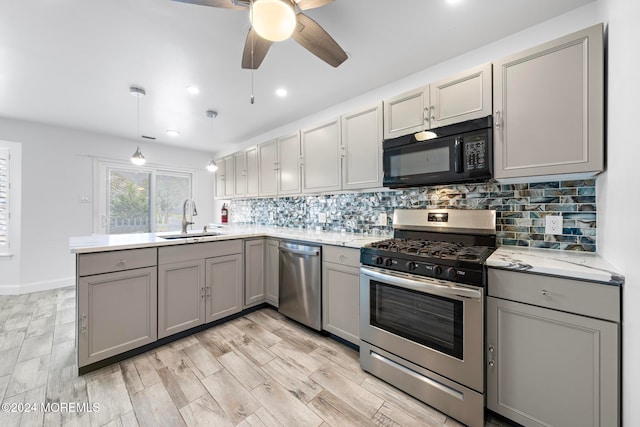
[341,103,383,190]
[487,268,619,427]
[224,156,235,198]
[244,239,266,307]
[430,62,492,128]
[245,146,259,197]
[277,132,302,195]
[258,139,278,197]
[383,86,427,140]
[301,119,342,193]
[77,249,158,368]
[215,158,226,198]
[234,151,247,198]
[383,63,492,139]
[493,23,603,179]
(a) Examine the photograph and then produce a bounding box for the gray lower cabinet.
[244,239,266,307]
[158,259,205,339]
[487,269,619,427]
[158,241,243,337]
[265,238,279,306]
[77,248,158,368]
[205,253,243,322]
[321,245,360,345]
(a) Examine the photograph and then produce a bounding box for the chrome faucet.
[181,199,198,234]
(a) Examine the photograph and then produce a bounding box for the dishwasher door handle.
[278,246,320,257]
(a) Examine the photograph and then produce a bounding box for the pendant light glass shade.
[251,0,296,42]
[131,146,146,166]
[206,159,218,172]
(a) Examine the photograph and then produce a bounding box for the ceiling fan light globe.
[251,0,296,42]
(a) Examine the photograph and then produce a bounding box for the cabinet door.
[265,238,279,307]
[215,158,226,198]
[301,119,342,193]
[244,239,265,307]
[383,86,427,139]
[205,254,243,322]
[341,103,383,190]
[493,24,603,179]
[322,262,360,345]
[245,146,259,197]
[234,152,247,198]
[487,296,618,427]
[224,156,235,198]
[258,139,278,197]
[277,132,301,195]
[158,260,205,339]
[78,267,157,367]
[430,62,492,128]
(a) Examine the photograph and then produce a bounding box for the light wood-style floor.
[0,287,513,427]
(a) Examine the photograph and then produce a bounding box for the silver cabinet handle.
[201,286,205,299]
[81,314,87,334]
[540,290,550,296]
[430,105,436,124]
[423,107,429,125]
[339,254,346,262]
[119,259,127,268]
[494,110,502,128]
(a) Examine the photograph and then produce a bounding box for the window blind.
[0,147,9,249]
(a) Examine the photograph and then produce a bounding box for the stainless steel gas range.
[359,209,496,427]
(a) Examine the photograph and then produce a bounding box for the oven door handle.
[361,267,482,301]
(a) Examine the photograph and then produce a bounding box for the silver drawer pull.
[540,290,550,296]
[81,314,87,334]
[119,259,127,266]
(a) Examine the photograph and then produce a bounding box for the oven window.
[389,146,449,177]
[370,281,463,360]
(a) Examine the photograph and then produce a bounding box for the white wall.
[595,0,640,425]
[0,118,215,294]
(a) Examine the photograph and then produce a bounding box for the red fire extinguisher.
[221,203,228,224]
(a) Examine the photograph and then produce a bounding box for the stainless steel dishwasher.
[278,241,322,330]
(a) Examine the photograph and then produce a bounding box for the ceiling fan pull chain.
[250,0,255,104]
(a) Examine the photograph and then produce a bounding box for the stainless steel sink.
[159,232,221,240]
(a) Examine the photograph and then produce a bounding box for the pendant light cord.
[136,92,141,137]
[250,0,255,104]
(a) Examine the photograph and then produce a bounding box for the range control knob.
[433,265,442,276]
[406,261,418,271]
[373,256,383,265]
[384,258,393,267]
[446,267,458,280]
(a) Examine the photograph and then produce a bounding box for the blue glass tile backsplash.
[229,179,597,252]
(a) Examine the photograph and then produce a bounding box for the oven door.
[359,266,484,392]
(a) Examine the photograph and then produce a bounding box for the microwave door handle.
[454,137,463,173]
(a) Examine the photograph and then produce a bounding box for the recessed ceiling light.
[166,129,180,137]
[275,88,287,97]
[186,85,200,95]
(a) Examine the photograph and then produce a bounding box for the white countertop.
[486,246,624,286]
[69,225,386,254]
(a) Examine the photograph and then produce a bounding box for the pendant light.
[250,0,296,42]
[130,86,146,166]
[205,110,218,173]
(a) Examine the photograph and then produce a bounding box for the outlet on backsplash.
[545,215,563,235]
[378,212,388,226]
[318,212,327,223]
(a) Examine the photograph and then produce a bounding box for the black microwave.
[382,116,493,188]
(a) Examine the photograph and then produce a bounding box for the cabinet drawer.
[323,245,360,268]
[78,248,157,277]
[159,240,242,264]
[488,268,620,322]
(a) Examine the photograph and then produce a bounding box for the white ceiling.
[0,0,593,155]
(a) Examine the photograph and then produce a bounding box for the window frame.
[0,146,10,255]
[94,159,196,234]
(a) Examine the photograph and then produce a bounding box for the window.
[97,161,193,234]
[0,147,9,251]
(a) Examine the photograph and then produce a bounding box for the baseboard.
[0,276,75,295]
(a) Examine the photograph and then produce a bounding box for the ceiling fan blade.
[241,28,273,69]
[171,0,248,10]
[292,13,347,68]
[294,0,334,11]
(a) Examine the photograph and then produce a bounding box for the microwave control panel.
[464,137,487,171]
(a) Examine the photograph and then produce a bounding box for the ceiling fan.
[172,0,348,69]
